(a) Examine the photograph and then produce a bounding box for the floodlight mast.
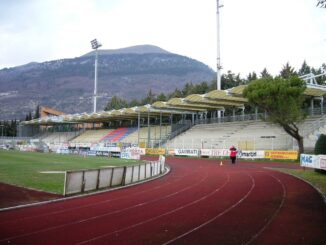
[216,0,223,118]
[216,0,223,91]
[90,39,102,113]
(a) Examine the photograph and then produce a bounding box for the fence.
[64,156,166,196]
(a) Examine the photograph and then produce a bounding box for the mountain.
[0,45,215,120]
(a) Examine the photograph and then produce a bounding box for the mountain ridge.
[82,44,170,57]
[0,45,215,120]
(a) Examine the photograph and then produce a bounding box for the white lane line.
[0,167,199,225]
[162,172,255,245]
[75,173,231,245]
[244,172,286,245]
[1,171,209,243]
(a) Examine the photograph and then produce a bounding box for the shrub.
[314,134,326,155]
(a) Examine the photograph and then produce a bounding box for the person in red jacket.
[229,146,237,164]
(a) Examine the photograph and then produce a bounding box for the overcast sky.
[0,0,325,77]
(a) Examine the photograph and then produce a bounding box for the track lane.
[0,158,325,245]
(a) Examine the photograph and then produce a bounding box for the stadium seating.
[41,132,77,144]
[70,129,113,144]
[100,127,137,142]
[167,116,326,151]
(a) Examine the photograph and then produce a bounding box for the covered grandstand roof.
[22,89,247,125]
[227,84,326,97]
[21,77,326,126]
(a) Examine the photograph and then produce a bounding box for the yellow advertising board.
[264,150,298,160]
[145,148,166,155]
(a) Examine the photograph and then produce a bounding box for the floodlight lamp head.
[90,39,102,49]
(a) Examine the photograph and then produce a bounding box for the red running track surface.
[0,157,325,244]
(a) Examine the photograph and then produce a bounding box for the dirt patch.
[0,182,62,209]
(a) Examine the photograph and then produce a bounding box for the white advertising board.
[318,155,326,170]
[175,149,199,157]
[200,149,229,157]
[121,147,144,160]
[238,150,265,159]
[300,154,319,168]
[211,149,230,157]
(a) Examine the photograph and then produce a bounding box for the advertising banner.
[121,151,131,159]
[319,155,326,170]
[211,149,230,157]
[145,148,166,155]
[265,150,298,160]
[174,149,199,157]
[167,149,175,155]
[200,149,229,157]
[300,154,319,168]
[200,149,212,157]
[238,150,265,159]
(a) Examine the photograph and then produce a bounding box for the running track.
[0,157,325,244]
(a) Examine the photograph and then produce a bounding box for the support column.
[321,97,324,115]
[255,107,258,120]
[147,111,151,148]
[137,111,140,146]
[311,98,314,116]
[159,111,162,147]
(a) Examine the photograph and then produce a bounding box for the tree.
[260,68,272,78]
[243,76,307,154]
[298,60,311,76]
[221,71,244,89]
[280,62,297,79]
[247,72,258,82]
[168,88,183,99]
[317,0,326,8]
[104,96,128,111]
[142,89,156,104]
[25,112,32,121]
[182,83,195,96]
[156,93,167,101]
[34,104,40,119]
[315,134,326,154]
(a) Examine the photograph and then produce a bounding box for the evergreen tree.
[193,82,210,94]
[243,76,306,154]
[156,93,167,101]
[105,96,128,110]
[247,72,258,82]
[221,71,243,89]
[280,62,297,79]
[298,60,311,76]
[315,134,326,154]
[128,99,141,107]
[260,68,272,78]
[34,105,40,119]
[168,88,183,98]
[182,83,195,96]
[142,89,156,104]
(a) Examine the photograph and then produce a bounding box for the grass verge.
[0,150,143,194]
[276,168,326,200]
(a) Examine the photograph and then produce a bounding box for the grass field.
[0,150,143,194]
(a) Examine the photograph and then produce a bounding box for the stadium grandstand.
[16,73,326,154]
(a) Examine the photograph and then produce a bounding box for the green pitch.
[0,150,142,194]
